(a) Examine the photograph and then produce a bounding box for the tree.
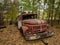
[0,3,5,26]
[3,0,19,24]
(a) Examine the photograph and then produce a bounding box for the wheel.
[25,30,31,35]
[20,27,23,33]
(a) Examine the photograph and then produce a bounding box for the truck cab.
[17,13,54,40]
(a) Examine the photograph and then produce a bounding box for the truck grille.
[33,25,47,32]
[42,25,47,29]
[33,26,40,30]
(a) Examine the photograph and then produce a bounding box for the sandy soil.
[0,25,60,45]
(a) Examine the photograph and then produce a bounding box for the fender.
[22,26,29,33]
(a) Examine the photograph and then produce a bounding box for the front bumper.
[24,32,54,40]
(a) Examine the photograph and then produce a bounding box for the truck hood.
[23,19,46,24]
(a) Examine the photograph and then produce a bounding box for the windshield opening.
[22,14,37,20]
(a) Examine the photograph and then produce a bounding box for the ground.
[0,25,60,45]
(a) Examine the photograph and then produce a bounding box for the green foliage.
[0,3,3,10]
[5,3,19,23]
[1,0,60,25]
[20,0,37,13]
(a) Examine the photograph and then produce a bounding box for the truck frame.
[17,13,54,40]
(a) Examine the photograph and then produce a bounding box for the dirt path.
[0,25,60,45]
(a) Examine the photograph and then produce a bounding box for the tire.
[20,27,23,33]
